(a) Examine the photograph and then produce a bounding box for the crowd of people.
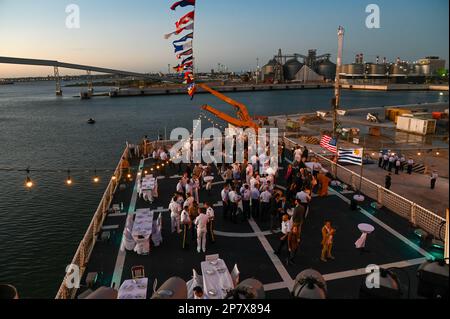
[127,135,338,265]
[377,151,439,190]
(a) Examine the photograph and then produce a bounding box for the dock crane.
[197,83,260,131]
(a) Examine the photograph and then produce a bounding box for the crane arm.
[201,105,259,130]
[197,83,252,122]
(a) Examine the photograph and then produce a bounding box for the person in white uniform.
[181,206,191,249]
[169,196,182,234]
[195,209,209,253]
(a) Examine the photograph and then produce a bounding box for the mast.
[333,26,345,139]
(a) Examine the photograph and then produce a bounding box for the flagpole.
[358,136,366,195]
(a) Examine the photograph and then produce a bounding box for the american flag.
[320,135,337,153]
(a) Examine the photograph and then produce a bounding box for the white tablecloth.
[139,177,158,201]
[201,259,233,299]
[132,210,154,239]
[118,278,148,299]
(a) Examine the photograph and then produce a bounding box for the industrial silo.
[283,58,303,81]
[346,63,364,76]
[389,63,408,77]
[367,63,387,77]
[261,59,277,81]
[316,60,336,80]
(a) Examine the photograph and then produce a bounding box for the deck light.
[418,152,422,156]
[111,176,117,181]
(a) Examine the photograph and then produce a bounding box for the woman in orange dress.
[317,173,331,197]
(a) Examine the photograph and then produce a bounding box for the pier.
[109,83,334,98]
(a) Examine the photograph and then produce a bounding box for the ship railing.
[55,145,130,299]
[283,136,446,241]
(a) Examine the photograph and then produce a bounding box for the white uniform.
[206,207,215,221]
[296,191,311,203]
[181,210,191,225]
[294,149,302,162]
[176,181,184,194]
[195,214,209,253]
[169,201,181,233]
[184,196,194,210]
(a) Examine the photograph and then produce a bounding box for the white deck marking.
[101,225,119,231]
[111,159,144,289]
[262,258,426,292]
[328,187,434,260]
[215,229,279,238]
[323,257,426,281]
[248,218,294,289]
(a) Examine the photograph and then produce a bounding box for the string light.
[111,176,117,181]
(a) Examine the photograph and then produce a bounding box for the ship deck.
[77,154,444,299]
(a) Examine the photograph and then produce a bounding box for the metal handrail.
[55,146,129,299]
[282,136,446,239]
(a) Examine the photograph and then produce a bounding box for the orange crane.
[197,83,260,130]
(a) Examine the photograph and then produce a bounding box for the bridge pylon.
[54,66,62,96]
[86,70,93,94]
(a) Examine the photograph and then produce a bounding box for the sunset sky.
[0,0,448,77]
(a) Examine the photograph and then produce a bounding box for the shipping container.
[396,116,436,135]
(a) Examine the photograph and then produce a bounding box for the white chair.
[230,264,240,288]
[186,269,204,299]
[205,254,219,262]
[151,215,163,247]
[112,204,121,213]
[134,237,150,255]
[123,228,136,251]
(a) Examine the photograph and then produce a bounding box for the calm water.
[0,81,447,298]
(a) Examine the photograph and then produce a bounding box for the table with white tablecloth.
[117,278,148,299]
[355,223,375,249]
[132,209,154,255]
[201,259,234,299]
[139,176,158,202]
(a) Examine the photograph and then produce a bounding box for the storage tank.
[262,59,277,76]
[283,58,303,81]
[346,63,364,76]
[338,64,349,76]
[367,63,387,76]
[316,60,336,80]
[389,64,408,77]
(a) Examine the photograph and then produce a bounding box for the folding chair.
[131,265,145,279]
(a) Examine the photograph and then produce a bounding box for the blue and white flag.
[172,33,194,45]
[338,148,363,166]
[174,41,193,53]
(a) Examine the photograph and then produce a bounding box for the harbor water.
[0,81,448,298]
